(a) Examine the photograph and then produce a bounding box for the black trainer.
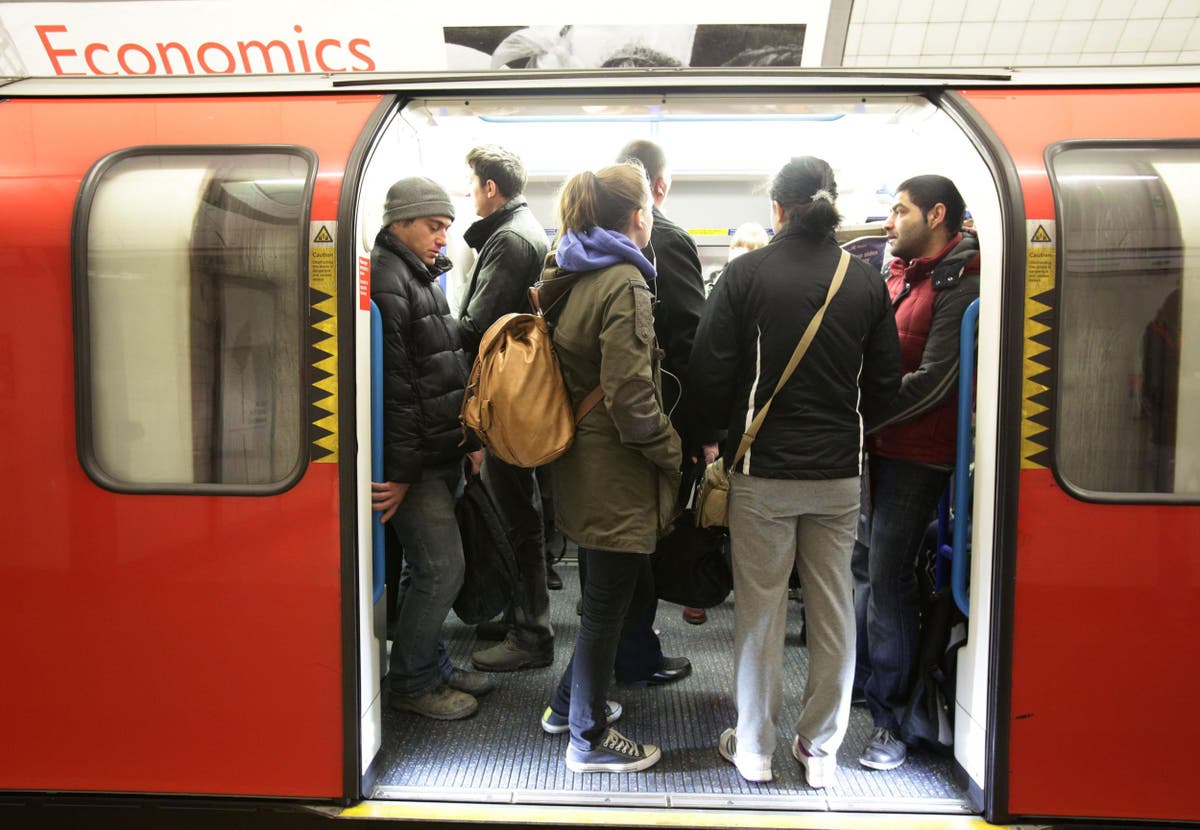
[859,726,907,770]
[647,655,692,685]
[565,728,661,773]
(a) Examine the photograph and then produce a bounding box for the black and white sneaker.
[565,728,661,773]
[541,700,623,734]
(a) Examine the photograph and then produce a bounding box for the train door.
[963,87,1200,824]
[0,92,382,800]
[350,84,1009,819]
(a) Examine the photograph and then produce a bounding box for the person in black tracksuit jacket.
[454,146,556,674]
[370,176,492,721]
[690,157,900,787]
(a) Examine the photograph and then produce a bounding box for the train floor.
[371,558,972,814]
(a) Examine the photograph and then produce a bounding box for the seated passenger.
[537,162,682,773]
[690,157,901,787]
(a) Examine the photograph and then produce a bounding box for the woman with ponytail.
[690,157,902,788]
[536,163,682,774]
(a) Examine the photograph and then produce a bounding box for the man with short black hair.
[854,174,980,771]
[457,145,555,673]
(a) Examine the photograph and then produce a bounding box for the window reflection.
[84,151,310,487]
[1053,145,1200,497]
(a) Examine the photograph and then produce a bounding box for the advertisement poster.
[0,1,833,78]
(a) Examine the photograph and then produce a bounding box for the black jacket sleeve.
[650,223,708,446]
[375,286,423,483]
[458,230,543,355]
[868,271,980,432]
[859,279,903,428]
[688,270,741,441]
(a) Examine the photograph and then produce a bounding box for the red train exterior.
[1,74,1197,826]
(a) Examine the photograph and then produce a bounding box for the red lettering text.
[84,42,114,75]
[117,43,156,75]
[156,42,195,75]
[315,40,342,72]
[197,42,236,74]
[348,39,375,72]
[36,24,84,76]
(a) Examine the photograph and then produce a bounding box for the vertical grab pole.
[952,298,980,616]
[370,301,385,605]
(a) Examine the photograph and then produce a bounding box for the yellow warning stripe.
[1020,273,1053,470]
[340,801,998,828]
[310,224,338,463]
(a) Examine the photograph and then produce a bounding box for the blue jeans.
[551,547,647,750]
[577,548,662,682]
[387,467,466,696]
[852,455,948,732]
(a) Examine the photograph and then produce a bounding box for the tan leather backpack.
[460,288,601,468]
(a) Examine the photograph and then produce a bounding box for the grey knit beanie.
[381,176,455,226]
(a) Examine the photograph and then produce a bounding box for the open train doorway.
[350,87,1005,818]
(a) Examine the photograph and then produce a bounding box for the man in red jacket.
[854,175,980,771]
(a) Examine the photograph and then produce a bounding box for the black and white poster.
[444,24,807,70]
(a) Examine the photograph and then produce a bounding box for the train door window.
[1049,142,1200,499]
[75,148,316,493]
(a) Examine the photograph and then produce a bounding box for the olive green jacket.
[541,260,682,554]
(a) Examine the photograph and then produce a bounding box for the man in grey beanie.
[370,176,492,720]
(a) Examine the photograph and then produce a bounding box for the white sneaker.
[793,735,837,789]
[718,727,772,783]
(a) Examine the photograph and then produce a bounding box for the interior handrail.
[370,300,385,605]
[952,298,980,616]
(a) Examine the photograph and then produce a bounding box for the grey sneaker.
[565,728,661,773]
[472,635,553,672]
[390,683,478,720]
[858,726,907,770]
[541,700,623,734]
[445,667,496,697]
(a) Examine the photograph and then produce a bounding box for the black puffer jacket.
[371,228,478,483]
[690,224,901,480]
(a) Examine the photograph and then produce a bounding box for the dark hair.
[896,174,966,234]
[601,46,683,68]
[558,163,649,234]
[721,45,805,66]
[768,156,842,239]
[616,139,666,184]
[466,144,527,198]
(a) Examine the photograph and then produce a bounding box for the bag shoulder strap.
[531,286,604,425]
[730,249,851,469]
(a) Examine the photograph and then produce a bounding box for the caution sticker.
[310,221,338,463]
[1021,220,1055,469]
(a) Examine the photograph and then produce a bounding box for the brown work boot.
[390,683,479,720]
[472,634,553,672]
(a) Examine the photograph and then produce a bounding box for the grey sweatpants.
[728,473,859,765]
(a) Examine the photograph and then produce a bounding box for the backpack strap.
[575,386,604,424]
